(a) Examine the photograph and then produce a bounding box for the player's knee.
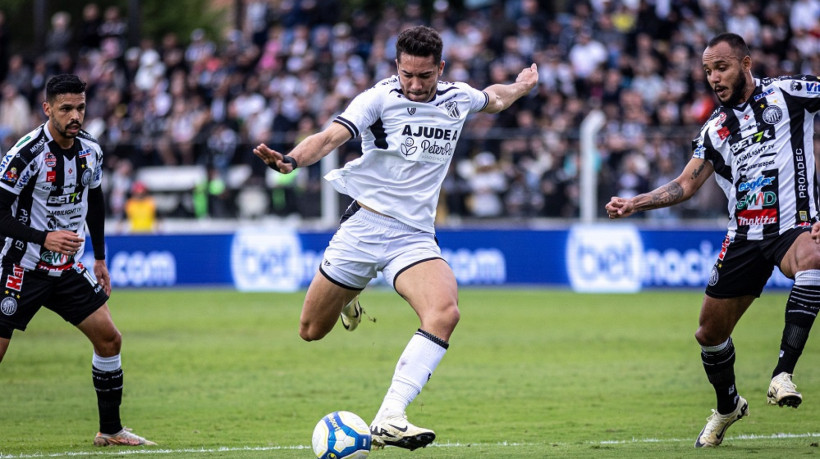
[96,330,122,356]
[299,322,330,342]
[694,326,726,347]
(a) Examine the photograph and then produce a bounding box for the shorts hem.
[318,265,364,291]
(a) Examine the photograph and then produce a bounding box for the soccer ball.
[312,411,372,459]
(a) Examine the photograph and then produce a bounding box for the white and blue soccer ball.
[312,411,372,459]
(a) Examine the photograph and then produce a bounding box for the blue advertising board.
[92,225,792,292]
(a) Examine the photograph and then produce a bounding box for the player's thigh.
[0,337,9,362]
[302,272,361,327]
[779,230,820,278]
[394,259,459,337]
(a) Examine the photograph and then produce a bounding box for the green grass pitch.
[1,288,819,458]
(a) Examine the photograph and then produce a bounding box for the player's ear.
[439,60,445,76]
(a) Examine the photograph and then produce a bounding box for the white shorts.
[320,206,443,290]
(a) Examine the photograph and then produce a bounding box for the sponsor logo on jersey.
[762,106,783,124]
[78,148,92,158]
[736,208,778,226]
[5,265,24,291]
[730,127,773,153]
[2,166,18,184]
[400,137,418,157]
[718,126,730,140]
[46,170,56,182]
[738,175,774,192]
[806,81,820,94]
[792,81,802,91]
[737,191,777,209]
[47,191,83,205]
[754,88,774,101]
[28,136,46,154]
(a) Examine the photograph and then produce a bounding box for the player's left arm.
[85,185,110,295]
[481,63,538,114]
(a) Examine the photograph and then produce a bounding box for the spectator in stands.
[124,181,157,233]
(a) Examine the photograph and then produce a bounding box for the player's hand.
[44,230,83,256]
[811,222,820,244]
[94,259,111,296]
[516,63,539,91]
[253,143,296,174]
[605,196,635,219]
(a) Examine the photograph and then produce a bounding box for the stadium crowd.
[0,0,818,225]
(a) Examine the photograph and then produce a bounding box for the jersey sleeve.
[0,149,38,195]
[333,82,386,139]
[456,82,490,113]
[779,75,820,114]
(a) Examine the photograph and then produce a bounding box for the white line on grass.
[3,433,820,458]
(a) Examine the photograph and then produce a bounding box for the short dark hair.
[707,32,751,61]
[396,25,443,64]
[46,74,86,103]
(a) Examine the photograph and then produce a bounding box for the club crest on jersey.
[45,152,57,167]
[1,296,17,316]
[792,81,802,91]
[762,106,782,125]
[81,168,93,186]
[407,107,416,115]
[445,100,460,118]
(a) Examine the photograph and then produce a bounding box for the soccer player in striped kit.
[0,74,154,447]
[606,32,820,447]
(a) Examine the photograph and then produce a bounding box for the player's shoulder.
[77,129,103,152]
[762,74,820,95]
[6,124,48,161]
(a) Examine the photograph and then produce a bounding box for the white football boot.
[767,372,802,408]
[694,396,748,448]
[370,412,435,450]
[340,295,364,331]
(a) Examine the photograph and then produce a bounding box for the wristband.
[268,155,298,172]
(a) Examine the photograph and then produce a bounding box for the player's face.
[43,92,86,146]
[702,41,751,107]
[396,53,444,103]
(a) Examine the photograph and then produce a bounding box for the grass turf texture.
[1,288,819,458]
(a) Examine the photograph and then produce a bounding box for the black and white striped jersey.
[0,123,103,271]
[327,75,489,233]
[692,75,820,240]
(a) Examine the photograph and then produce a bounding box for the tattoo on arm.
[690,162,706,180]
[637,182,684,211]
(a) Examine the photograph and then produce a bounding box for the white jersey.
[327,75,489,233]
[693,75,820,240]
[0,123,103,271]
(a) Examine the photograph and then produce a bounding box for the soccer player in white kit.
[253,25,538,450]
[606,33,820,448]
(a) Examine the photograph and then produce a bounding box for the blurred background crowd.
[0,0,818,230]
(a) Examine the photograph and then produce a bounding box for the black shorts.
[706,227,808,299]
[0,262,109,339]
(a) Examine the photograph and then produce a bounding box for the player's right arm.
[606,157,714,219]
[0,188,81,255]
[253,122,353,174]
